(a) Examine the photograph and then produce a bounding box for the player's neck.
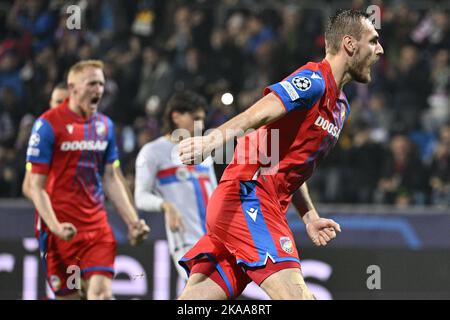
[68,100,93,119]
[324,54,352,91]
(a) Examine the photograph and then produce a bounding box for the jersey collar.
[321,58,339,97]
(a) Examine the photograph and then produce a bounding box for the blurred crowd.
[0,0,449,206]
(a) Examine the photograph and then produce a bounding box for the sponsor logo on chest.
[60,140,108,151]
[314,115,341,139]
[60,121,108,151]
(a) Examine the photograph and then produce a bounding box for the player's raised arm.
[179,67,326,165]
[179,92,286,164]
[292,183,341,247]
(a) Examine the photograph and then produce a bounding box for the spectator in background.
[422,49,450,133]
[429,125,450,206]
[0,146,19,197]
[0,87,22,147]
[376,134,429,206]
[386,45,431,132]
[175,47,208,95]
[244,12,275,56]
[411,9,450,53]
[345,120,384,203]
[135,45,174,114]
[208,28,245,93]
[107,36,142,122]
[165,5,193,70]
[6,0,56,56]
[0,45,24,103]
[382,2,419,61]
[27,46,60,114]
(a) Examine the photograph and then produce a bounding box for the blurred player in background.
[178,9,384,300]
[22,82,69,200]
[135,91,217,279]
[25,60,150,300]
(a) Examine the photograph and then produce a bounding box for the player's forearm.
[134,188,164,212]
[104,175,139,227]
[22,173,32,201]
[292,183,320,224]
[30,188,61,232]
[206,93,286,151]
[116,167,134,204]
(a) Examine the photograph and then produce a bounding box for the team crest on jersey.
[176,167,191,181]
[292,76,311,91]
[95,121,106,137]
[66,124,74,134]
[49,275,61,291]
[280,236,294,254]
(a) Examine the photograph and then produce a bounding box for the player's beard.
[349,53,372,84]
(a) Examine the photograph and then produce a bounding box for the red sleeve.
[31,163,50,175]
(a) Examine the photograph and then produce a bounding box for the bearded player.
[178,10,384,299]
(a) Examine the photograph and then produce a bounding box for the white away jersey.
[135,136,217,257]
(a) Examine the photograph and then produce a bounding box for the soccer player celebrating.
[135,91,217,279]
[178,10,383,299]
[26,60,150,300]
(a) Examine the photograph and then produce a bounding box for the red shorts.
[179,178,301,299]
[38,224,116,297]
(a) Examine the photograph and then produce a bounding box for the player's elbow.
[134,192,146,211]
[22,183,31,201]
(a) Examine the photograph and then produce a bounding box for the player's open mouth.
[91,97,100,104]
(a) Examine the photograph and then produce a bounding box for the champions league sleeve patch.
[264,68,326,112]
[292,76,312,91]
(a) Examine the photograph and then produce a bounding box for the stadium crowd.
[0,0,449,206]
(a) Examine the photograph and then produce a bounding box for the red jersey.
[221,59,350,212]
[26,99,119,232]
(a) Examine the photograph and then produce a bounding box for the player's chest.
[54,120,109,152]
[310,93,349,141]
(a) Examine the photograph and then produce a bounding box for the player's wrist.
[127,218,140,230]
[48,221,62,234]
[302,209,320,225]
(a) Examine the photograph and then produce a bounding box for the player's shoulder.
[36,103,71,131]
[290,61,325,82]
[38,105,60,123]
[287,61,326,98]
[33,108,59,134]
[139,136,170,155]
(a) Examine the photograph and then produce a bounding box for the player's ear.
[343,35,356,55]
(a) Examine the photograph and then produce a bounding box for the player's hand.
[161,202,185,232]
[128,219,150,246]
[179,136,213,165]
[52,222,77,241]
[306,218,341,247]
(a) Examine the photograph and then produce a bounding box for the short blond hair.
[67,60,104,82]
